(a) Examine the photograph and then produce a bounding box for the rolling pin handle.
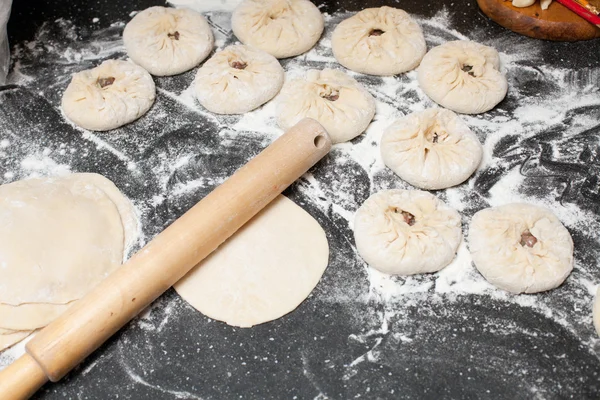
[0,353,48,400]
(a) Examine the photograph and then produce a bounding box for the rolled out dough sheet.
[174,195,329,328]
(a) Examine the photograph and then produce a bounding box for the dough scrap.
[232,0,324,59]
[61,59,156,131]
[332,6,426,76]
[174,195,329,328]
[194,45,284,114]
[276,68,376,143]
[381,108,483,190]
[354,189,462,275]
[0,328,33,352]
[469,203,574,294]
[417,40,508,114]
[0,173,138,307]
[123,6,214,76]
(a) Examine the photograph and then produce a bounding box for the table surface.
[1,1,600,399]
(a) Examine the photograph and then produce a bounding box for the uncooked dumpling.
[0,173,138,332]
[469,203,574,294]
[354,189,462,275]
[194,45,284,114]
[232,0,324,59]
[276,68,376,143]
[123,6,214,76]
[417,40,508,114]
[331,6,426,76]
[61,59,155,131]
[174,195,329,328]
[381,108,483,190]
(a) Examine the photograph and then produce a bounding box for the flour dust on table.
[1,5,599,399]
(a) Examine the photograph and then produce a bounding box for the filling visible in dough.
[461,64,476,77]
[229,60,248,70]
[369,28,385,36]
[520,229,538,247]
[320,87,340,101]
[97,76,116,88]
[388,207,416,226]
[425,124,449,144]
[168,31,180,40]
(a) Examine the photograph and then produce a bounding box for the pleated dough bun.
[331,6,426,76]
[354,189,462,275]
[469,203,574,294]
[381,108,483,190]
[123,6,214,76]
[194,45,284,114]
[61,59,155,131]
[417,40,508,114]
[276,68,376,144]
[232,0,324,59]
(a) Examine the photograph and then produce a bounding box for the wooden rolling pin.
[0,118,331,399]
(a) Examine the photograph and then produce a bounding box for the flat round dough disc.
[0,173,138,306]
[0,328,33,351]
[174,195,329,328]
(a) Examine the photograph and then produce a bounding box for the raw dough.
[194,45,284,114]
[469,203,574,294]
[123,6,214,76]
[276,68,376,143]
[331,6,426,76]
[417,40,508,114]
[174,195,329,328]
[232,0,324,59]
[61,59,156,131]
[0,328,33,352]
[381,108,483,190]
[594,287,600,336]
[0,302,73,331]
[354,189,462,275]
[0,173,138,331]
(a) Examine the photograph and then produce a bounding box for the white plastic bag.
[0,0,12,84]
